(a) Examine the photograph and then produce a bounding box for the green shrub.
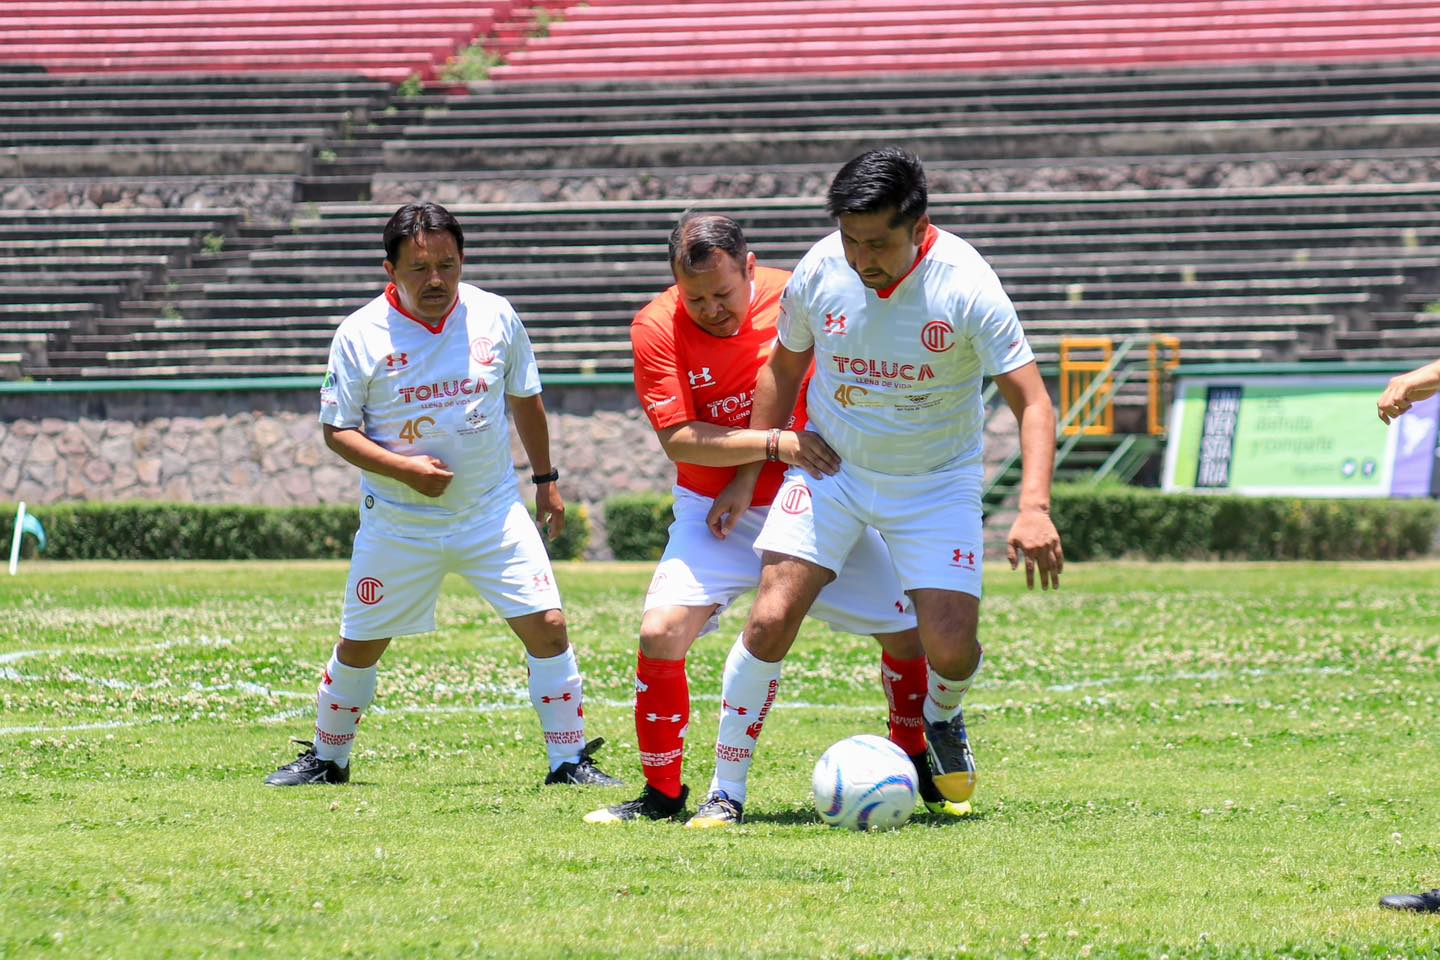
[0,501,593,562]
[1050,486,1440,561]
[544,502,590,562]
[604,493,675,560]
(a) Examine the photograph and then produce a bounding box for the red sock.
[635,652,689,799]
[881,651,928,757]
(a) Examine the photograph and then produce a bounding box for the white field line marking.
[1,658,1361,738]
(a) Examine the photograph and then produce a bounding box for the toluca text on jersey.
[396,378,490,404]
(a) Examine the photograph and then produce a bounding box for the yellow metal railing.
[1147,335,1182,436]
[1059,337,1115,436]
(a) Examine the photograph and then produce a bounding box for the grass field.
[3,560,1440,959]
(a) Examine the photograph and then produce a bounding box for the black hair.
[825,147,928,228]
[668,210,749,274]
[383,202,465,263]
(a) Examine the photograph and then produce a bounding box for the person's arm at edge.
[1378,358,1440,423]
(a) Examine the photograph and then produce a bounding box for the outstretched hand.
[1007,508,1063,590]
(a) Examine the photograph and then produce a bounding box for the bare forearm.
[750,348,809,430]
[508,394,554,475]
[1016,399,1056,513]
[1402,359,1440,394]
[659,422,772,467]
[325,426,416,482]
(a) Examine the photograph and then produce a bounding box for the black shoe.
[1381,889,1440,912]
[685,790,744,829]
[264,739,350,786]
[544,738,624,786]
[584,784,689,823]
[909,750,973,817]
[925,710,977,803]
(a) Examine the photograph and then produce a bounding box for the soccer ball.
[811,734,918,831]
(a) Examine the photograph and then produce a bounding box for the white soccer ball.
[811,734,918,831]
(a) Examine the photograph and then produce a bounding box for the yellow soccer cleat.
[684,790,743,829]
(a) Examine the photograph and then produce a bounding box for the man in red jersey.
[585,212,964,825]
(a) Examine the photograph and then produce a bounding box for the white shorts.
[341,495,561,641]
[643,487,915,637]
[753,461,985,598]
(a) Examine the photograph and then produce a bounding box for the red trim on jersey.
[385,283,457,334]
[875,224,939,300]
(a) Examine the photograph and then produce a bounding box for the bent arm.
[1379,358,1440,423]
[749,343,813,430]
[324,424,421,481]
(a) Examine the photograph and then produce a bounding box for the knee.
[639,620,692,661]
[927,641,983,681]
[530,610,569,658]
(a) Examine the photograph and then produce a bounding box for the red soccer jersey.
[631,266,810,506]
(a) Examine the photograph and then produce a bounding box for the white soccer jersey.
[778,226,1034,475]
[319,281,542,527]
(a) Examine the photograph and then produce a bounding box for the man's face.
[384,230,462,323]
[837,209,930,291]
[674,250,755,338]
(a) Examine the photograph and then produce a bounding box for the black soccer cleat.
[925,709,977,804]
[584,784,689,824]
[908,750,973,817]
[685,790,744,829]
[265,739,350,786]
[1381,889,1440,912]
[544,737,624,787]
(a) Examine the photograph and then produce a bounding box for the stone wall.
[0,175,300,227]
[373,151,1440,207]
[0,383,1024,557]
[0,385,673,559]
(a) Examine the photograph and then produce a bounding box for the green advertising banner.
[1164,373,1425,497]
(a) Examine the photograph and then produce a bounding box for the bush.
[604,493,675,560]
[0,500,593,562]
[1050,486,1440,561]
[544,502,589,562]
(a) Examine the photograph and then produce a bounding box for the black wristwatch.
[531,468,559,484]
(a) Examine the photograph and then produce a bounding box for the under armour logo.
[541,693,574,703]
[824,313,847,335]
[386,352,408,368]
[687,367,714,387]
[329,704,360,713]
[645,713,683,723]
[533,573,552,589]
[722,698,748,716]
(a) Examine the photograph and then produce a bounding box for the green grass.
[4,561,1440,959]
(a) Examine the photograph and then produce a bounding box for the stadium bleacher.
[489,0,1440,82]
[13,183,1440,380]
[0,1,529,82]
[4,4,1440,385]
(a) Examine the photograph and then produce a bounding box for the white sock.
[314,649,377,767]
[709,634,783,804]
[923,652,983,725]
[528,647,585,770]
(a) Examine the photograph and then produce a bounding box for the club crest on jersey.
[385,352,409,369]
[356,577,384,605]
[779,485,812,515]
[687,367,715,388]
[921,320,955,353]
[469,337,496,366]
[824,313,848,335]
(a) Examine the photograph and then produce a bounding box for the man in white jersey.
[583,212,966,826]
[265,202,620,788]
[686,148,1063,827]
